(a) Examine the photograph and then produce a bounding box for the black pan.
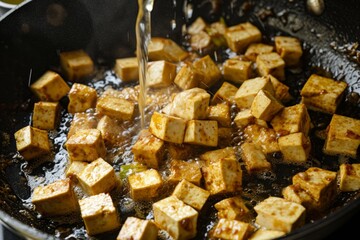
[0,0,360,239]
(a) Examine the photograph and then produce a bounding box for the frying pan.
[0,0,360,239]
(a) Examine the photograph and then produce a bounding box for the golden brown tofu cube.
[172,179,210,211]
[212,81,238,105]
[245,43,274,62]
[187,17,207,35]
[147,60,177,88]
[168,159,202,186]
[190,31,214,52]
[114,57,139,82]
[323,114,360,158]
[32,101,60,130]
[32,178,78,217]
[339,163,360,192]
[148,37,189,62]
[65,160,88,183]
[193,55,222,89]
[174,63,205,90]
[202,158,242,195]
[149,111,187,144]
[275,36,303,67]
[60,49,94,81]
[153,196,198,240]
[214,196,250,221]
[244,124,280,154]
[271,103,311,137]
[14,126,51,161]
[67,83,97,114]
[212,218,253,240]
[282,184,318,212]
[128,169,163,201]
[207,103,231,127]
[300,74,347,114]
[200,147,237,164]
[67,112,98,138]
[65,129,106,162]
[78,158,117,195]
[234,76,275,109]
[223,58,252,84]
[96,95,135,121]
[256,52,285,81]
[292,167,337,211]
[278,132,311,163]
[30,70,70,102]
[250,90,284,121]
[79,193,120,236]
[184,120,218,147]
[117,217,158,240]
[132,129,165,169]
[224,22,262,53]
[268,74,292,103]
[240,142,271,174]
[254,196,306,234]
[218,127,233,148]
[97,115,126,146]
[248,229,286,240]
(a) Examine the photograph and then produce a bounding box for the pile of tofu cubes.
[12,15,360,240]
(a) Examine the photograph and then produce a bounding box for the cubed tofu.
[234,77,275,109]
[224,22,262,53]
[132,129,165,169]
[282,184,317,212]
[148,37,189,62]
[79,193,120,236]
[248,229,285,240]
[114,57,139,82]
[218,127,233,147]
[172,179,210,211]
[65,160,88,183]
[168,159,202,186]
[14,126,51,161]
[250,90,284,121]
[275,36,303,67]
[30,70,70,101]
[268,74,292,103]
[32,101,60,130]
[323,114,360,158]
[187,17,207,35]
[339,163,360,192]
[240,142,271,174]
[153,195,198,240]
[300,74,347,114]
[169,88,210,120]
[67,83,97,114]
[254,196,306,233]
[270,103,311,137]
[256,52,285,81]
[149,111,187,144]
[212,81,238,105]
[78,158,117,195]
[184,120,218,147]
[200,147,237,164]
[96,95,135,121]
[244,124,280,154]
[278,132,311,163]
[117,217,158,240]
[202,158,242,195]
[234,109,268,129]
[147,60,177,88]
[292,167,337,211]
[207,103,231,127]
[174,63,205,90]
[67,112,98,138]
[245,43,274,62]
[32,178,78,217]
[65,129,106,162]
[223,59,252,84]
[97,115,126,146]
[212,218,253,240]
[193,55,222,89]
[60,49,94,81]
[214,196,250,220]
[128,169,163,201]
[190,31,214,52]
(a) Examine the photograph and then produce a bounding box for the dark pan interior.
[0,0,360,239]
